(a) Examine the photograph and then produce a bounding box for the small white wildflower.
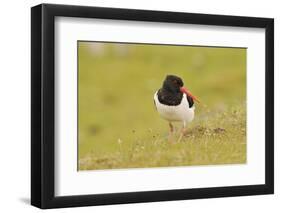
[117,138,122,145]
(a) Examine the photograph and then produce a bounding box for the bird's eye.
[173,80,178,84]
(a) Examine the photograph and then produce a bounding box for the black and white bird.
[154,75,200,142]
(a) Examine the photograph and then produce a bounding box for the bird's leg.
[168,122,175,143]
[177,121,186,143]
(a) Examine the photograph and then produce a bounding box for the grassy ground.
[78,42,246,170]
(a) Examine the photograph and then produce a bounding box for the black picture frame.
[31,3,274,209]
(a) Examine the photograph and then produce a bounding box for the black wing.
[186,94,194,108]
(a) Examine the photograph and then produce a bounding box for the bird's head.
[163,75,200,103]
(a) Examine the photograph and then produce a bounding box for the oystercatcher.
[154,75,200,142]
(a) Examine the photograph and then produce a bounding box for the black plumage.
[156,75,194,108]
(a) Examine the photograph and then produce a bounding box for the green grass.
[78,42,246,170]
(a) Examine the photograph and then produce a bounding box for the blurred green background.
[78,42,246,170]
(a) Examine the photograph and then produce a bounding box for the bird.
[154,75,200,143]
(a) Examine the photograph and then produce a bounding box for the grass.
[78,42,247,170]
[79,104,246,170]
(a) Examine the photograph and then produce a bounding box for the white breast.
[154,91,195,123]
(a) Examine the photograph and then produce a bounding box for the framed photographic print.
[31,3,274,209]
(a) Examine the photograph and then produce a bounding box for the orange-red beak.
[180,87,200,103]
